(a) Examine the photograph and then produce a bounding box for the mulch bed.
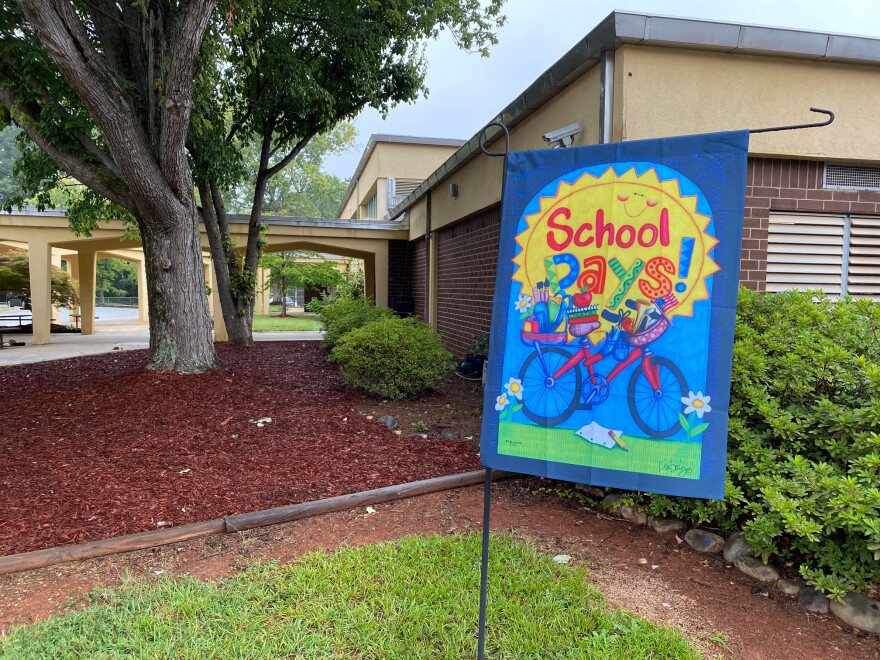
[0,343,481,556]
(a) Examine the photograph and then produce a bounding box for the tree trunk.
[199,183,255,347]
[225,307,254,345]
[140,209,223,372]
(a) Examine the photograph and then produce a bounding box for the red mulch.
[0,343,480,556]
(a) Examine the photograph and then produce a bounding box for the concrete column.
[136,258,148,323]
[77,250,97,335]
[373,241,389,309]
[207,262,227,342]
[51,249,65,324]
[429,231,440,329]
[254,267,270,316]
[363,253,376,302]
[27,240,52,345]
[67,256,81,324]
[204,263,214,317]
[67,255,79,281]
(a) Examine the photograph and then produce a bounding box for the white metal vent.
[824,164,880,191]
[767,214,845,296]
[393,178,422,196]
[848,216,880,299]
[768,213,880,300]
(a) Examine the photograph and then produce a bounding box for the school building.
[343,11,880,359]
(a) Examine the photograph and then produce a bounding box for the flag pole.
[476,467,493,660]
[476,122,510,660]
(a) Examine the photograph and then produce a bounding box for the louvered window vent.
[768,213,880,300]
[823,163,880,190]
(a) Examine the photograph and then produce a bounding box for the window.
[362,191,377,219]
[767,213,880,299]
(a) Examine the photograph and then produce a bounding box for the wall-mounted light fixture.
[449,183,460,199]
[542,122,582,148]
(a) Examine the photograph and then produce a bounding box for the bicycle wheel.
[627,356,687,438]
[518,347,582,426]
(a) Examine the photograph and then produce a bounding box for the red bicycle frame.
[552,344,662,389]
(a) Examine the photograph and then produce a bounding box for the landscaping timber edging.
[0,469,512,576]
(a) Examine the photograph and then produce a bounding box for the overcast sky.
[322,0,880,179]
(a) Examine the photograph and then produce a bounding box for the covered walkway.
[0,208,406,346]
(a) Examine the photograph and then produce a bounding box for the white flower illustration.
[681,391,712,419]
[514,294,532,313]
[495,393,510,412]
[504,377,524,400]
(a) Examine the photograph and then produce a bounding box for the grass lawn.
[252,313,323,332]
[0,535,699,658]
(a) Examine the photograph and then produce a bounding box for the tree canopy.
[0,0,505,368]
[226,123,356,218]
[0,125,22,207]
[193,0,505,346]
[261,251,343,316]
[96,259,137,300]
[0,250,78,308]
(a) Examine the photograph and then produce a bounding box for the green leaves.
[643,290,880,598]
[0,250,79,308]
[330,316,453,400]
[679,412,709,438]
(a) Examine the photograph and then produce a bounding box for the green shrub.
[330,317,453,399]
[317,297,394,349]
[638,288,880,599]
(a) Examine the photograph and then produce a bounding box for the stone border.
[589,489,880,636]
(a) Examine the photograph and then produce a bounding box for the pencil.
[608,430,629,451]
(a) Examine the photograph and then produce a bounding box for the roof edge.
[336,134,467,218]
[389,10,880,219]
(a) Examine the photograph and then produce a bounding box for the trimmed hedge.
[330,317,453,399]
[315,297,394,349]
[637,289,880,599]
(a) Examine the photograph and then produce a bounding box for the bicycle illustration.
[517,294,687,438]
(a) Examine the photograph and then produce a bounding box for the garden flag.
[480,131,749,499]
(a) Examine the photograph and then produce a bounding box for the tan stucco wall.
[340,142,462,218]
[616,46,880,163]
[408,197,427,238]
[419,66,602,236]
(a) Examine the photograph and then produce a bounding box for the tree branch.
[0,88,132,209]
[9,63,124,179]
[160,0,217,195]
[15,1,174,212]
[265,100,367,179]
[82,0,137,101]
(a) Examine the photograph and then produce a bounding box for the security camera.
[542,123,582,148]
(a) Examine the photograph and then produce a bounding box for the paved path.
[0,319,323,367]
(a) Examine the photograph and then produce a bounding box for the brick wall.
[412,237,426,321]
[436,206,500,359]
[423,158,880,353]
[387,239,412,312]
[743,158,880,290]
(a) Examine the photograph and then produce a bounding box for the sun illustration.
[512,166,718,339]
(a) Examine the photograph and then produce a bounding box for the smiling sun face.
[512,166,719,330]
[616,190,659,218]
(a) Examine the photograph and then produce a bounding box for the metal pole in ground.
[477,466,492,660]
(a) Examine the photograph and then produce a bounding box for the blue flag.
[480,131,749,499]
